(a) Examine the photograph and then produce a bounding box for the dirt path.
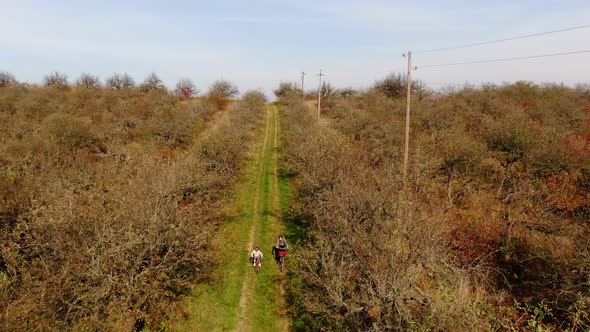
[235,106,272,331]
[207,104,232,132]
[174,105,288,332]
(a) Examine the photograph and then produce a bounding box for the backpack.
[278,239,287,249]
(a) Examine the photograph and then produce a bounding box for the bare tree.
[320,81,335,99]
[241,90,267,111]
[338,87,358,97]
[274,81,300,99]
[175,78,197,98]
[139,72,165,92]
[106,73,135,90]
[0,71,17,88]
[208,80,238,99]
[208,80,239,109]
[374,72,424,99]
[75,73,101,89]
[374,73,408,99]
[43,72,69,87]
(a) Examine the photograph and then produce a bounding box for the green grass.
[173,106,288,331]
[174,156,259,331]
[251,106,285,331]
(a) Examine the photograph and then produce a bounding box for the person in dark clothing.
[271,245,280,264]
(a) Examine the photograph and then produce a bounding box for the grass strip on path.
[174,106,288,332]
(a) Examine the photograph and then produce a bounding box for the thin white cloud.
[1,35,223,61]
[1,0,589,91]
[0,6,226,61]
[217,15,325,24]
[261,0,521,33]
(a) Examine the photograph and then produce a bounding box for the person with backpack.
[271,245,280,264]
[276,235,288,252]
[273,235,288,270]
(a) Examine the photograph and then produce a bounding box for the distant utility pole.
[403,50,412,178]
[317,69,324,121]
[301,71,305,93]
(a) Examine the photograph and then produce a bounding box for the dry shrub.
[142,105,197,146]
[0,85,265,330]
[373,73,407,99]
[280,97,488,331]
[0,85,28,114]
[280,82,590,331]
[372,73,427,100]
[274,81,301,100]
[106,73,135,90]
[0,71,17,88]
[543,171,590,220]
[5,135,48,161]
[75,73,101,89]
[43,71,69,87]
[207,80,238,110]
[13,86,69,118]
[42,112,95,150]
[175,79,197,98]
[139,72,165,93]
[241,90,267,111]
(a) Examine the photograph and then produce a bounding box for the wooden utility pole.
[317,69,324,121]
[403,50,412,178]
[301,71,305,93]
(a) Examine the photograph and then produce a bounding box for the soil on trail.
[207,103,232,132]
[173,105,289,332]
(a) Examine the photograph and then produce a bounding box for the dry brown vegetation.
[208,80,239,110]
[0,80,265,330]
[279,80,590,331]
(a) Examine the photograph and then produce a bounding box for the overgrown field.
[0,82,266,330]
[1,73,588,331]
[279,81,590,331]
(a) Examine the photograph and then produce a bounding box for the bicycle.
[253,256,262,274]
[277,249,286,272]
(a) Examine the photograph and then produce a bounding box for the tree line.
[277,77,589,331]
[0,78,267,330]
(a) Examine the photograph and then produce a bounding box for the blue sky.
[1,0,589,95]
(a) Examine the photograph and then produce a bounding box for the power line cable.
[416,24,590,53]
[418,50,590,68]
[423,82,588,92]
